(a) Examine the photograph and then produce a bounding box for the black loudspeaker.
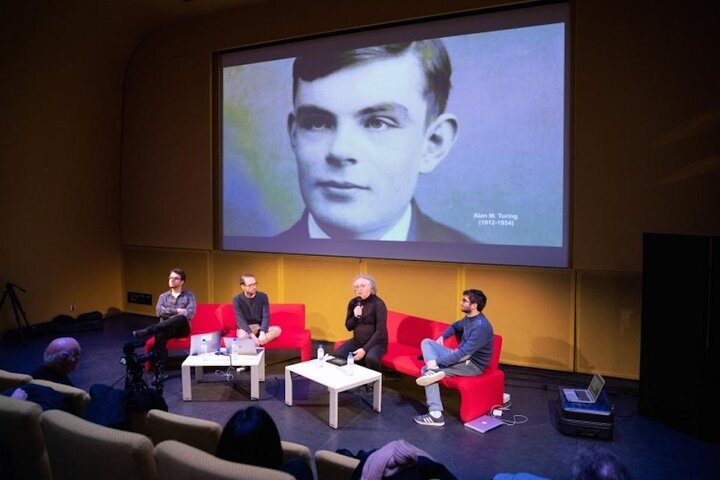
[640,233,719,442]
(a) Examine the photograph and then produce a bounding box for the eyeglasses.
[353,284,370,289]
[244,283,258,288]
[460,299,470,303]
[168,276,182,281]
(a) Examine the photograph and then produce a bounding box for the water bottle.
[347,352,354,375]
[231,337,239,355]
[317,344,325,367]
[201,338,208,354]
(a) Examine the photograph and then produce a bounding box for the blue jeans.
[420,338,483,412]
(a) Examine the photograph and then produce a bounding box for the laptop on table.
[562,373,605,404]
[188,331,222,355]
[225,337,260,355]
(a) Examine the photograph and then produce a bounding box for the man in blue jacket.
[414,289,493,427]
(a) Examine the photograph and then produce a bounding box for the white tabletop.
[285,357,380,389]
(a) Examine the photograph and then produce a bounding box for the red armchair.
[217,303,312,362]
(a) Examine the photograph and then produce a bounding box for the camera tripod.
[0,283,31,342]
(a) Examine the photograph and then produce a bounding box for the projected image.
[220,4,569,267]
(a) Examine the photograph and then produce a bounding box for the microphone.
[355,297,362,318]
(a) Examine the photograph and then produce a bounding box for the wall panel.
[576,271,641,379]
[212,252,281,304]
[283,256,361,341]
[465,266,575,371]
[366,260,460,322]
[123,248,211,316]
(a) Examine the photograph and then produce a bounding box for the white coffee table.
[285,358,382,429]
[181,350,265,400]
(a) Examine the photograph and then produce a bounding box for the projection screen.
[218,2,570,267]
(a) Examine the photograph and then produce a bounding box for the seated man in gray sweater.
[414,289,494,427]
[232,273,281,346]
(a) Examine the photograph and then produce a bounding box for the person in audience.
[332,274,388,371]
[216,406,312,480]
[572,447,631,480]
[277,40,474,243]
[3,337,81,409]
[31,336,82,386]
[132,268,196,366]
[492,447,631,480]
[414,288,493,427]
[341,439,457,480]
[232,273,281,345]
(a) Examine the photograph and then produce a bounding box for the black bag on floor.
[556,387,615,440]
[52,311,104,332]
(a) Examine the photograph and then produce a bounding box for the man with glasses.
[133,268,197,365]
[332,274,388,371]
[233,273,281,346]
[414,289,493,427]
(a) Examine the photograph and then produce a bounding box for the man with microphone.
[332,274,388,371]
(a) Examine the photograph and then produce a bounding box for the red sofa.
[217,303,312,362]
[336,310,504,422]
[144,303,312,364]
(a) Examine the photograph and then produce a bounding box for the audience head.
[572,447,630,480]
[216,406,283,470]
[43,337,81,375]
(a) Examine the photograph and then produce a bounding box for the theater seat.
[0,394,53,480]
[41,409,157,480]
[154,439,293,480]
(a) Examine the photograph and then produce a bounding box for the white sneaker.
[415,369,446,386]
[414,412,445,426]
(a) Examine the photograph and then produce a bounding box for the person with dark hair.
[132,268,196,369]
[572,447,631,480]
[279,40,474,243]
[232,273,281,345]
[216,406,312,480]
[414,289,493,426]
[332,274,388,371]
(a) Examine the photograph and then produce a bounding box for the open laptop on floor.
[188,331,221,355]
[464,414,505,433]
[562,373,605,403]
